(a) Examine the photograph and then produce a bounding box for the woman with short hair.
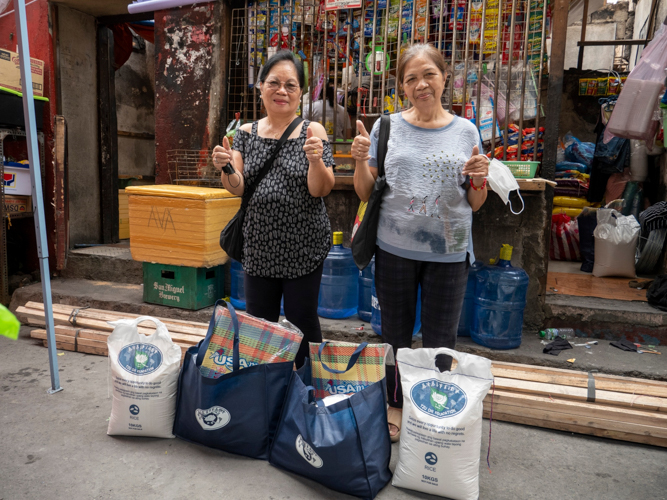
[352,43,490,441]
[212,50,335,368]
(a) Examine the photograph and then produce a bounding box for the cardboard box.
[0,49,44,97]
[3,162,32,195]
[3,195,31,215]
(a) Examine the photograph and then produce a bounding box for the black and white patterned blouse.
[232,120,334,279]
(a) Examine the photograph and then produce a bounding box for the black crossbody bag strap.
[377,114,390,177]
[241,116,304,210]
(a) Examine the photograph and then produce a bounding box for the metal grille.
[167,149,222,188]
[228,0,548,162]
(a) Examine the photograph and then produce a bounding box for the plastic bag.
[550,214,580,261]
[392,348,493,500]
[605,168,632,204]
[604,24,667,143]
[592,209,640,278]
[225,112,242,148]
[107,316,182,438]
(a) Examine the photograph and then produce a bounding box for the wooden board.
[483,410,667,448]
[492,360,667,398]
[485,390,667,429]
[547,272,648,302]
[494,376,667,412]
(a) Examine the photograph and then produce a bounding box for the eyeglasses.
[263,79,300,94]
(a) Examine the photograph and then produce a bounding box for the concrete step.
[544,294,667,345]
[60,245,143,285]
[10,278,667,382]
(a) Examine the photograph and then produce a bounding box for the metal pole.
[462,0,473,120]
[475,0,486,129]
[503,0,518,162]
[533,0,548,161]
[448,0,458,113]
[13,0,62,394]
[518,0,531,157]
[490,3,502,157]
[577,0,589,71]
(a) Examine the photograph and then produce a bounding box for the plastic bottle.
[457,260,484,337]
[539,328,573,340]
[230,260,246,310]
[371,261,422,336]
[470,244,529,349]
[357,257,374,322]
[318,232,359,319]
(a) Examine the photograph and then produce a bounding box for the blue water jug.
[457,260,484,337]
[357,257,374,322]
[231,260,284,315]
[370,261,421,336]
[230,260,246,310]
[318,232,358,319]
[471,245,529,349]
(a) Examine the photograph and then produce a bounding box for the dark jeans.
[374,247,469,408]
[244,263,324,369]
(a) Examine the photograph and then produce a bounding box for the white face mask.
[486,158,525,215]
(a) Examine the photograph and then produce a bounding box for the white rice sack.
[107,316,181,438]
[392,348,493,500]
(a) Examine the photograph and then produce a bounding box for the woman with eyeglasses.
[212,51,335,368]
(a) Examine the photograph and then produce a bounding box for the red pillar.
[154,2,226,185]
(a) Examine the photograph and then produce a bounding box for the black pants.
[375,247,469,408]
[244,263,324,369]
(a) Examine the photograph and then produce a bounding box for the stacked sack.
[553,132,597,218]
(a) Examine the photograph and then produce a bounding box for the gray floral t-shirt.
[368,113,481,263]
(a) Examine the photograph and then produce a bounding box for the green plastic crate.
[143,262,224,310]
[502,160,539,179]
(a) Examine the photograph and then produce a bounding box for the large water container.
[318,232,358,319]
[357,257,374,322]
[471,245,529,349]
[230,260,246,310]
[457,260,484,337]
[371,261,422,336]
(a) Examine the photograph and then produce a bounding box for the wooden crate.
[118,189,129,240]
[126,185,241,267]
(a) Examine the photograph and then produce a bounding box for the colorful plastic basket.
[502,161,539,179]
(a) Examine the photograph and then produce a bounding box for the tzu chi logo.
[118,343,163,375]
[410,379,468,418]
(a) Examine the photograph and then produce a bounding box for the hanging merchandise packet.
[199,304,303,378]
[309,341,393,399]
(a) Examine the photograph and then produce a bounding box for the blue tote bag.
[268,343,392,500]
[172,300,294,460]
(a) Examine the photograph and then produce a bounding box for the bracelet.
[470,178,487,191]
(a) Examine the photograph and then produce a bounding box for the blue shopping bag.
[268,344,392,500]
[172,300,294,460]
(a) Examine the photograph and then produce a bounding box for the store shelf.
[5,212,34,220]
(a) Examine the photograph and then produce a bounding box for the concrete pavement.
[1,326,666,500]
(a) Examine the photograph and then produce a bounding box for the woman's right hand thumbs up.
[212,136,233,171]
[351,120,371,162]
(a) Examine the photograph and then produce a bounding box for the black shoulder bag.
[220,116,304,262]
[351,114,390,270]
